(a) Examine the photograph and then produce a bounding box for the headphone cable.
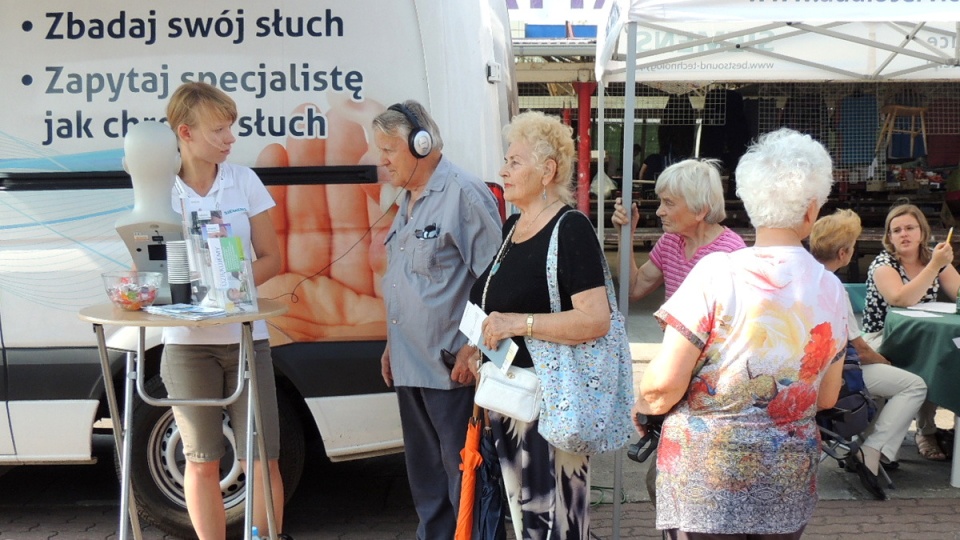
[266,158,421,305]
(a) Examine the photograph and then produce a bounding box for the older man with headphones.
[372,100,502,539]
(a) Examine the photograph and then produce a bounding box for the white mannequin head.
[116,121,184,303]
[117,121,181,227]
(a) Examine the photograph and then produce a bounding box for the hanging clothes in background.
[743,97,777,149]
[781,92,830,144]
[836,91,879,167]
[924,98,960,168]
[699,88,750,176]
[658,93,697,160]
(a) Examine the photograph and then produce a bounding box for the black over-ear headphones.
[388,103,433,159]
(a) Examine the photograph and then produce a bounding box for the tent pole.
[614,20,639,540]
[598,84,606,236]
[956,22,959,64]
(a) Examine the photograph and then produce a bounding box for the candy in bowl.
[102,271,162,311]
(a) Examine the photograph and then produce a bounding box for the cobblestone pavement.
[589,499,960,540]
[2,495,959,539]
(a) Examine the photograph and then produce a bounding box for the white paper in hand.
[459,302,519,372]
[459,302,486,345]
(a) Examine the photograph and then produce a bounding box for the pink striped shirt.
[650,228,747,299]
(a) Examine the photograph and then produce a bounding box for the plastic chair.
[845,283,867,315]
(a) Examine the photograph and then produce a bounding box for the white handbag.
[473,220,543,423]
[474,362,542,423]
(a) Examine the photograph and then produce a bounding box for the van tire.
[121,373,306,539]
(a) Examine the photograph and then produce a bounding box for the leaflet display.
[181,204,258,314]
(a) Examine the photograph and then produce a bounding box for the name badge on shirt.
[196,208,211,221]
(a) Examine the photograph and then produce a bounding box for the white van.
[0,1,514,536]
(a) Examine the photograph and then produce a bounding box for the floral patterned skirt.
[490,412,590,540]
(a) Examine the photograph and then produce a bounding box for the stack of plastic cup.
[166,240,192,305]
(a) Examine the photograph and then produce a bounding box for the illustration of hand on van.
[255,98,394,344]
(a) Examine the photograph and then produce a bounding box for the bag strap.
[545,210,618,314]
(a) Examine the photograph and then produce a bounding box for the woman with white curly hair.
[632,128,848,539]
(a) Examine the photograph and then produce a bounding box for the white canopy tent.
[597,0,960,84]
[597,0,960,309]
[596,2,960,537]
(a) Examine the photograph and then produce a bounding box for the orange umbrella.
[455,405,484,540]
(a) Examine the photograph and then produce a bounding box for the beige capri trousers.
[160,339,281,462]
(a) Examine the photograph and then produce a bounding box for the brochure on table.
[180,199,258,314]
[144,304,228,321]
[905,302,956,315]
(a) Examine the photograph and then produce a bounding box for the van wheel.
[121,373,306,539]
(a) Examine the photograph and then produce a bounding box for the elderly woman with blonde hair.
[634,128,847,539]
[612,158,746,302]
[469,111,613,539]
[810,209,927,499]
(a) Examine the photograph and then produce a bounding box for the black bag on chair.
[816,343,876,441]
[817,344,892,499]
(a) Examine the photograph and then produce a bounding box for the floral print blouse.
[861,250,939,334]
[653,246,847,534]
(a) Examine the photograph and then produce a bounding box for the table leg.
[242,323,278,540]
[952,414,960,488]
[243,328,254,539]
[92,324,143,540]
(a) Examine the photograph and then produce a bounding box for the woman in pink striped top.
[612,159,746,300]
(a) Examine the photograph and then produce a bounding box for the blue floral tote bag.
[525,211,634,455]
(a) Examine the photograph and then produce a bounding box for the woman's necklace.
[488,200,562,279]
[518,199,561,237]
[488,221,518,283]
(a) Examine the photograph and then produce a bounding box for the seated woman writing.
[861,204,959,461]
[810,209,927,499]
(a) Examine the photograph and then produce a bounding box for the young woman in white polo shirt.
[163,81,289,540]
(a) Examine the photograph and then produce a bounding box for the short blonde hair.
[166,82,237,136]
[655,159,726,224]
[503,111,575,206]
[882,204,932,264]
[810,209,862,263]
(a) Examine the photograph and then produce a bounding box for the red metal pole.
[574,81,597,214]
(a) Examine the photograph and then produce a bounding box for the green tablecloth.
[877,309,960,414]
